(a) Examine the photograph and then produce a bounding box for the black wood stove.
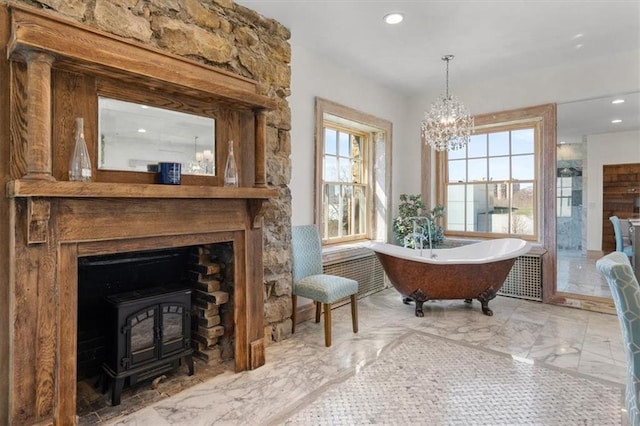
[102,285,194,406]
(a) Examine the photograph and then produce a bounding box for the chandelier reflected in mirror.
[421,55,474,151]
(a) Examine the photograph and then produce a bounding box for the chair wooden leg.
[323,303,331,347]
[351,294,358,334]
[315,301,322,323]
[291,294,297,334]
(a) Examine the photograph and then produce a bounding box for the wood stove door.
[127,306,159,368]
[159,303,190,358]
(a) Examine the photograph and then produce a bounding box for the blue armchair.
[596,251,640,425]
[291,225,359,347]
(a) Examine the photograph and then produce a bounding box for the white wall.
[289,42,409,226]
[586,129,640,250]
[289,43,640,234]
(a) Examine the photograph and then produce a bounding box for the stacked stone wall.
[15,0,293,342]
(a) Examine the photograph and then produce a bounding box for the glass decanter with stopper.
[224,139,238,187]
[68,117,92,182]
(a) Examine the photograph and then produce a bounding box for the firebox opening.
[76,243,235,419]
[77,247,192,380]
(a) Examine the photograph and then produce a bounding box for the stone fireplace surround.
[0,4,284,425]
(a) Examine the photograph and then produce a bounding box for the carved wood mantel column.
[23,50,55,181]
[254,109,267,188]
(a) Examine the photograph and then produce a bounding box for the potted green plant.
[393,194,445,248]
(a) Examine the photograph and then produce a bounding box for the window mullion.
[339,183,344,238]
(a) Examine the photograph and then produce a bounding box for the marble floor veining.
[557,249,612,298]
[102,288,628,425]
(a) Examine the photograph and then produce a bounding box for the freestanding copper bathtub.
[371,239,531,317]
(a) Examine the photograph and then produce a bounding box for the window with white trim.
[315,98,392,245]
[322,126,367,241]
[440,119,543,240]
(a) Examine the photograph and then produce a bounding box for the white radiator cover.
[323,252,386,299]
[498,255,543,301]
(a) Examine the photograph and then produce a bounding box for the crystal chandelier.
[421,55,474,151]
[184,136,214,175]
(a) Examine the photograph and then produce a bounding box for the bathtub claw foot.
[408,289,428,317]
[402,297,413,305]
[480,303,494,316]
[478,288,498,316]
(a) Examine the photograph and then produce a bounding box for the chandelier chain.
[445,57,449,99]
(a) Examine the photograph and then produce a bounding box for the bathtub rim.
[370,238,531,265]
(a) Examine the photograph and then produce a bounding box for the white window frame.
[321,125,368,242]
[443,123,540,240]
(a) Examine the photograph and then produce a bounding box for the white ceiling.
[235,0,640,95]
[235,0,640,140]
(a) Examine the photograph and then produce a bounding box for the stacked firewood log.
[189,246,229,364]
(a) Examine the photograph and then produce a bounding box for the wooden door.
[602,163,640,252]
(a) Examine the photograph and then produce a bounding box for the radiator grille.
[323,253,386,299]
[498,255,543,301]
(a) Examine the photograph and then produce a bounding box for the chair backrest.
[596,251,640,425]
[291,225,323,282]
[609,216,625,252]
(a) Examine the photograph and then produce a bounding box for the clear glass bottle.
[224,139,238,187]
[68,117,92,182]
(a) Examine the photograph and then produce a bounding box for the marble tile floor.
[557,249,612,298]
[102,288,628,425]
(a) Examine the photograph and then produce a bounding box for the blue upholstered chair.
[291,225,358,347]
[596,252,640,425]
[610,216,634,258]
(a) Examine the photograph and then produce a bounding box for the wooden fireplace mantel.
[7,179,278,200]
[1,4,279,425]
[7,4,278,109]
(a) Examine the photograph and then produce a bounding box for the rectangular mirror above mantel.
[0,4,280,425]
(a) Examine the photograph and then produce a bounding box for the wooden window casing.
[314,97,393,245]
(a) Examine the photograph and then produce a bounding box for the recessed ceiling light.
[384,13,403,25]
[612,99,625,104]
[137,128,147,133]
[611,119,622,124]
